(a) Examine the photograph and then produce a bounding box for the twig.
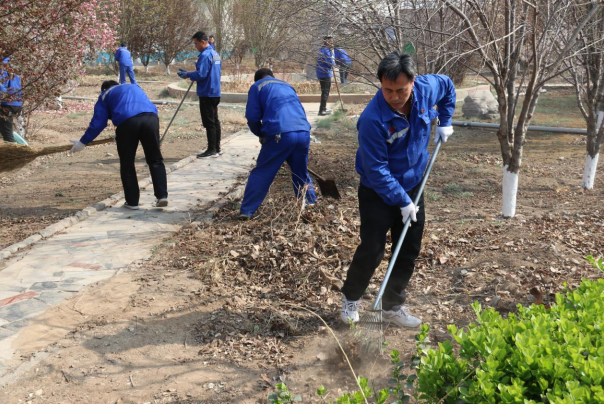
[129,374,135,388]
[61,370,70,383]
[184,333,189,349]
[436,368,476,404]
[278,302,369,404]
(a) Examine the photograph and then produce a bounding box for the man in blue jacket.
[0,57,23,143]
[208,35,216,50]
[334,46,352,84]
[341,51,455,328]
[316,36,334,116]
[69,81,168,209]
[115,43,137,85]
[178,31,222,158]
[239,68,317,219]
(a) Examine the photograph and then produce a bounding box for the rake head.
[354,302,388,355]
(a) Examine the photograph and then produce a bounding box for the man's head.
[120,42,127,48]
[209,35,215,44]
[101,80,119,91]
[254,68,274,82]
[323,36,333,47]
[192,31,209,52]
[377,51,416,112]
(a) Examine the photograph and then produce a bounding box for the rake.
[357,140,442,354]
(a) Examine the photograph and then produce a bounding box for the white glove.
[401,202,419,223]
[69,139,86,155]
[435,126,454,143]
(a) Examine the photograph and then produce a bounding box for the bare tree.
[120,0,163,73]
[564,5,604,190]
[156,0,205,75]
[441,0,602,217]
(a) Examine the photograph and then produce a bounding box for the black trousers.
[318,78,331,113]
[115,113,168,206]
[0,105,22,142]
[199,97,221,152]
[342,183,425,310]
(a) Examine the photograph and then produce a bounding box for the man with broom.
[340,52,456,328]
[69,81,168,209]
[0,56,23,143]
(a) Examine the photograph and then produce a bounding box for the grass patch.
[66,112,86,119]
[442,182,473,198]
[425,191,443,202]
[316,109,346,129]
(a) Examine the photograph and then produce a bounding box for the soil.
[1,82,604,403]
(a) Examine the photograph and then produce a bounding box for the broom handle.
[371,140,442,311]
[160,80,194,144]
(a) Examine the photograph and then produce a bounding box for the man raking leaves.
[69,81,168,210]
[340,52,456,328]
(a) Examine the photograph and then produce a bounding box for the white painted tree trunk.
[581,153,599,190]
[502,165,519,218]
[145,65,149,73]
[166,65,171,75]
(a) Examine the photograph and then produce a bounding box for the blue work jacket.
[335,48,351,65]
[245,77,311,137]
[355,74,456,207]
[188,47,221,97]
[316,47,334,79]
[80,84,157,144]
[114,47,133,67]
[0,57,23,107]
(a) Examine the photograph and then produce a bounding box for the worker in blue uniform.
[239,68,317,220]
[0,57,23,143]
[178,31,222,158]
[114,43,137,85]
[208,35,216,50]
[315,36,334,116]
[340,51,456,328]
[69,81,168,209]
[334,46,352,84]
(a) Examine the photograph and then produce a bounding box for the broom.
[0,137,114,174]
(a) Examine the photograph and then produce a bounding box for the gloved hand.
[177,70,188,79]
[400,202,419,223]
[69,139,86,154]
[435,126,454,143]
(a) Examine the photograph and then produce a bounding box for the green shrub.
[415,278,604,403]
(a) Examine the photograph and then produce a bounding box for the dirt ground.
[0,70,249,250]
[1,85,604,403]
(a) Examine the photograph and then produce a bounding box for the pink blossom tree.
[0,0,119,116]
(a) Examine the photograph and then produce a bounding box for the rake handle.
[160,80,194,144]
[371,140,442,311]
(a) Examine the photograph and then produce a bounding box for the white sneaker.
[340,294,360,324]
[383,305,421,328]
[154,198,168,207]
[123,203,140,210]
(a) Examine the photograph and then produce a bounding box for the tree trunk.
[502,165,519,218]
[582,110,603,190]
[144,64,149,73]
[166,65,171,75]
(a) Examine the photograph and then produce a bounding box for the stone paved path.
[0,130,260,375]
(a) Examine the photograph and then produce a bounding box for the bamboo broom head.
[0,138,114,174]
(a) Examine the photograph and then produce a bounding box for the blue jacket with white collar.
[355,74,456,207]
[80,84,157,145]
[114,47,133,67]
[245,76,311,137]
[0,57,23,107]
[187,47,221,97]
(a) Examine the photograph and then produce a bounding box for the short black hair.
[254,68,274,82]
[377,51,416,82]
[120,42,127,47]
[101,80,119,91]
[209,35,214,39]
[192,31,208,41]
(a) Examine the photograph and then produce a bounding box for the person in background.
[208,35,216,50]
[335,46,352,84]
[69,81,168,209]
[340,51,456,328]
[0,57,23,143]
[178,31,223,158]
[115,42,137,85]
[315,36,334,116]
[239,68,317,219]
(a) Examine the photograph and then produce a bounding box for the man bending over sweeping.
[239,68,317,220]
[340,52,456,328]
[69,81,168,210]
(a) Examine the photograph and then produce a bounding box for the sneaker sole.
[155,200,168,207]
[123,205,140,210]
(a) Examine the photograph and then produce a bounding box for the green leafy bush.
[416,278,604,403]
